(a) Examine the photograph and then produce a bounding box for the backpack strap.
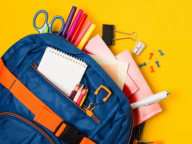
[0,59,95,144]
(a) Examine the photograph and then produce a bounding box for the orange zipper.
[31,63,100,124]
[0,112,55,144]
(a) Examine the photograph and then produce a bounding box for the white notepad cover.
[38,47,88,96]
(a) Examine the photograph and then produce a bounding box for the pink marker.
[66,9,83,41]
[74,20,92,47]
[76,87,87,105]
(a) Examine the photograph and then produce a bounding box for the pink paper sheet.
[83,34,139,97]
[101,64,118,85]
[116,50,162,127]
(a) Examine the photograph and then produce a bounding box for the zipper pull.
[86,103,96,117]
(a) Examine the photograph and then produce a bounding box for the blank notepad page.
[38,47,88,96]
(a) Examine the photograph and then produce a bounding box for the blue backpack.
[0,34,144,144]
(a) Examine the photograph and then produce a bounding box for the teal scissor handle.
[33,10,65,35]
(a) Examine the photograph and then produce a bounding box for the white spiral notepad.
[38,47,88,96]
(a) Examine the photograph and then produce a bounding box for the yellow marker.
[77,24,96,50]
[79,89,88,107]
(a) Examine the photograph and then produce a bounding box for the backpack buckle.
[54,121,86,144]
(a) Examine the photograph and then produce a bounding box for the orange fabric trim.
[55,123,67,137]
[80,137,96,144]
[0,59,62,132]
[34,107,64,132]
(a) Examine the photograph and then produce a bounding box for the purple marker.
[61,6,77,38]
[66,9,83,41]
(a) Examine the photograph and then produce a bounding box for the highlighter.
[74,20,92,47]
[61,6,77,38]
[66,9,83,41]
[79,89,88,107]
[76,87,87,105]
[73,84,84,102]
[77,23,96,50]
[70,14,88,43]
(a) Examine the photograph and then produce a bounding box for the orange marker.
[73,84,84,102]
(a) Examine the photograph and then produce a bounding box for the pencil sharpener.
[132,41,146,55]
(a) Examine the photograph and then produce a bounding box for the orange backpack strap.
[0,59,95,144]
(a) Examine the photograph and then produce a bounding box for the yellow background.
[0,0,191,143]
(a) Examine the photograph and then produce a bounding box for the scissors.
[33,10,65,35]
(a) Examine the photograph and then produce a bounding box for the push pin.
[149,48,154,59]
[154,56,160,67]
[158,49,166,59]
[139,62,150,67]
[102,24,137,46]
[150,66,155,77]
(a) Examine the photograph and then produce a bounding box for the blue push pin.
[139,62,150,67]
[158,49,166,59]
[154,56,160,67]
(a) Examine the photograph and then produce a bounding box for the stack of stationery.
[60,6,96,50]
[83,34,162,127]
[83,34,139,97]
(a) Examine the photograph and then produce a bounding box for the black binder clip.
[102,24,137,46]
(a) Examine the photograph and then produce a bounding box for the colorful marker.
[66,9,83,41]
[70,14,88,43]
[158,49,166,59]
[79,89,88,107]
[154,56,160,67]
[77,87,87,105]
[77,23,96,50]
[73,84,84,102]
[139,62,150,67]
[74,20,92,47]
[149,48,154,59]
[61,6,77,38]
[70,84,79,100]
[150,66,155,77]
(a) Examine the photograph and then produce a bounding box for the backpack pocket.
[20,62,99,136]
[0,112,55,144]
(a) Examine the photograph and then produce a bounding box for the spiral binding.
[46,47,87,68]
